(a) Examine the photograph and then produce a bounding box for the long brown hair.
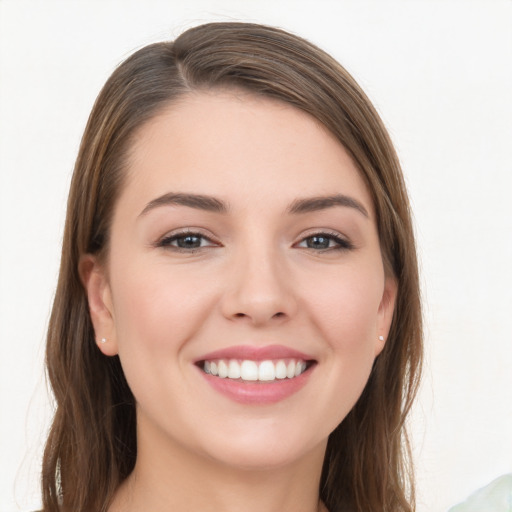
[42,22,422,512]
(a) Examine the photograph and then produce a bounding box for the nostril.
[231,311,285,321]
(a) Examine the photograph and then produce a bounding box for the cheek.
[305,265,384,350]
[300,266,384,427]
[107,259,219,418]
[109,256,217,357]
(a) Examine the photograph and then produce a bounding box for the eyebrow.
[287,194,369,217]
[139,192,368,218]
[139,192,228,217]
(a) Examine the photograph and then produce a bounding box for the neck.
[109,417,327,512]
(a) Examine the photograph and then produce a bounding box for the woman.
[42,22,422,512]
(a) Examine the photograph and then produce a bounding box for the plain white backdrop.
[1,1,511,511]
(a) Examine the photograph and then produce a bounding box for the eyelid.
[153,228,353,252]
[155,228,221,250]
[294,230,354,251]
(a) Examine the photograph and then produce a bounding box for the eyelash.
[156,230,218,252]
[156,230,354,253]
[296,231,354,252]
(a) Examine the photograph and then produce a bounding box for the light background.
[1,1,511,511]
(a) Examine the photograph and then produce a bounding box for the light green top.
[448,474,512,512]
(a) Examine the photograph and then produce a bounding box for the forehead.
[122,90,374,217]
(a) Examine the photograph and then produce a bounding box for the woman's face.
[84,91,396,470]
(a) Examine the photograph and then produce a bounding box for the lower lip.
[197,365,315,404]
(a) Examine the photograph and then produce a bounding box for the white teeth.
[275,360,287,379]
[286,360,295,378]
[202,358,309,381]
[218,360,228,378]
[228,360,241,379]
[240,360,259,381]
[294,361,306,377]
[258,360,275,381]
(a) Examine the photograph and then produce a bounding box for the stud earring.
[100,338,107,344]
[378,335,384,341]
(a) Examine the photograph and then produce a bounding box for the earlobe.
[79,254,118,356]
[375,276,398,356]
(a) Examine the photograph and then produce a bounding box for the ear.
[375,275,398,356]
[79,254,118,356]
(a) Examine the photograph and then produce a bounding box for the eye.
[157,231,218,251]
[296,232,353,251]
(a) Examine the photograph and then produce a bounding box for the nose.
[220,245,297,326]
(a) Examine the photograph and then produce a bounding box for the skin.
[81,90,396,512]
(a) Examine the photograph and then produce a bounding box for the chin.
[193,422,328,472]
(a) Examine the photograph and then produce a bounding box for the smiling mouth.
[198,358,315,382]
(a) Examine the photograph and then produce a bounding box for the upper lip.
[195,344,316,362]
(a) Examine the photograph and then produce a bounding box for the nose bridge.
[221,230,295,324]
